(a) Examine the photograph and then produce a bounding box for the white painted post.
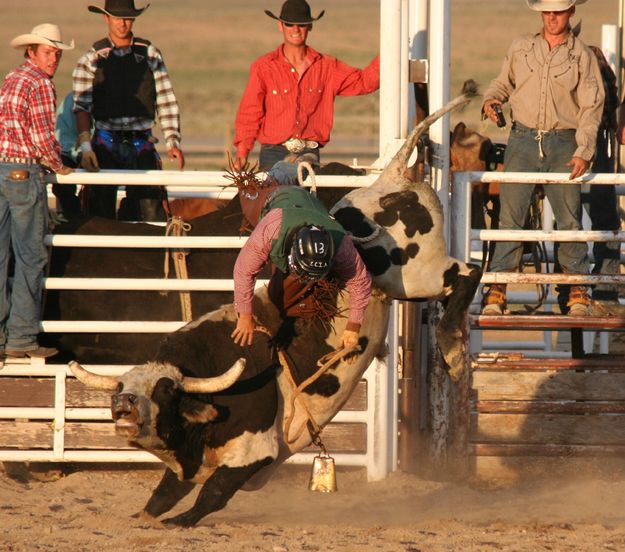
[407,0,429,126]
[603,24,619,74]
[53,366,66,460]
[428,0,451,241]
[379,0,402,163]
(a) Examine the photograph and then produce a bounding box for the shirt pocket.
[302,85,325,112]
[511,44,538,88]
[551,57,580,94]
[265,85,293,118]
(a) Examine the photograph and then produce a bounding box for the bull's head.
[69,359,245,448]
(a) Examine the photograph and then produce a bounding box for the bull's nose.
[111,393,137,413]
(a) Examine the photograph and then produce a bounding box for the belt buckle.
[9,169,29,181]
[284,138,305,154]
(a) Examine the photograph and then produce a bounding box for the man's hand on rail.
[167,146,185,170]
[567,156,589,180]
[55,165,74,176]
[80,150,100,172]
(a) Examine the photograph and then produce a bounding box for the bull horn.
[68,360,119,391]
[181,358,246,393]
[382,79,478,180]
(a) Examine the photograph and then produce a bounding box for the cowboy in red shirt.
[233,0,380,171]
[0,24,74,359]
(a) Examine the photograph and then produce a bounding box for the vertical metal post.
[396,0,429,474]
[53,365,66,460]
[428,0,451,233]
[379,0,402,161]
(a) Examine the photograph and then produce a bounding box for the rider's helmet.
[288,225,335,281]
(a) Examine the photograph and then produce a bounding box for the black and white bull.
[70,285,390,526]
[67,85,481,526]
[330,86,482,379]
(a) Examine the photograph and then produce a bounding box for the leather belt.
[282,138,319,153]
[0,156,39,165]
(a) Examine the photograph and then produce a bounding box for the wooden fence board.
[0,379,366,410]
[471,413,625,445]
[475,400,625,415]
[0,419,366,454]
[0,421,53,448]
[472,371,625,401]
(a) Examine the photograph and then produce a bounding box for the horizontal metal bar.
[0,450,160,462]
[0,408,110,422]
[0,407,55,419]
[65,408,112,420]
[480,273,625,285]
[285,452,368,466]
[40,321,185,333]
[43,277,267,291]
[49,169,378,188]
[332,410,368,424]
[473,229,625,242]
[457,171,625,185]
[0,448,369,466]
[0,364,134,377]
[44,234,248,248]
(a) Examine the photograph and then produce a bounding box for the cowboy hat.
[88,0,149,18]
[265,0,324,25]
[10,23,74,50]
[526,0,587,11]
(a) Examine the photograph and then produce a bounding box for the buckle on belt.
[283,138,319,153]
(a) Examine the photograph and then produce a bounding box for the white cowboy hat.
[10,23,74,50]
[526,0,587,11]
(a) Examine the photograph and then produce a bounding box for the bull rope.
[163,216,193,322]
[254,325,359,447]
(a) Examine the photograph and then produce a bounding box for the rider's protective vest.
[261,186,345,273]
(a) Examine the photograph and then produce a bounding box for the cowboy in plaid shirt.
[0,24,74,359]
[73,0,184,222]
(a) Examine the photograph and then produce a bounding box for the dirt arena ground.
[1,462,625,551]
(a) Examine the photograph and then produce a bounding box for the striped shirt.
[72,36,181,148]
[0,60,63,172]
[234,208,372,326]
[234,45,380,160]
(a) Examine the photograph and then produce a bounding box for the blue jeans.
[0,163,48,350]
[489,124,589,275]
[259,144,320,171]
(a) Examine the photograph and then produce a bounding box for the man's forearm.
[75,110,92,135]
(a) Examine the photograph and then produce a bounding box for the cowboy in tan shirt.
[480,0,605,317]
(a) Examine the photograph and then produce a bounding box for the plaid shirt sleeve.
[72,49,96,115]
[30,78,62,172]
[148,44,181,149]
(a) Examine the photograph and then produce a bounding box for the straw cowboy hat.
[88,0,149,18]
[10,23,74,50]
[265,0,324,25]
[526,0,587,11]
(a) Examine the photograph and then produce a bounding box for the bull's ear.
[179,397,219,424]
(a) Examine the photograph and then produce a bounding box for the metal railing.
[452,171,625,356]
[0,169,395,481]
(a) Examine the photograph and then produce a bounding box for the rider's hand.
[231,313,255,346]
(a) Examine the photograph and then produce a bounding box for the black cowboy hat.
[265,0,324,25]
[88,0,149,18]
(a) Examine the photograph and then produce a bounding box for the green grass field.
[0,0,619,168]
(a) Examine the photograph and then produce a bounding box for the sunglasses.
[283,22,311,28]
